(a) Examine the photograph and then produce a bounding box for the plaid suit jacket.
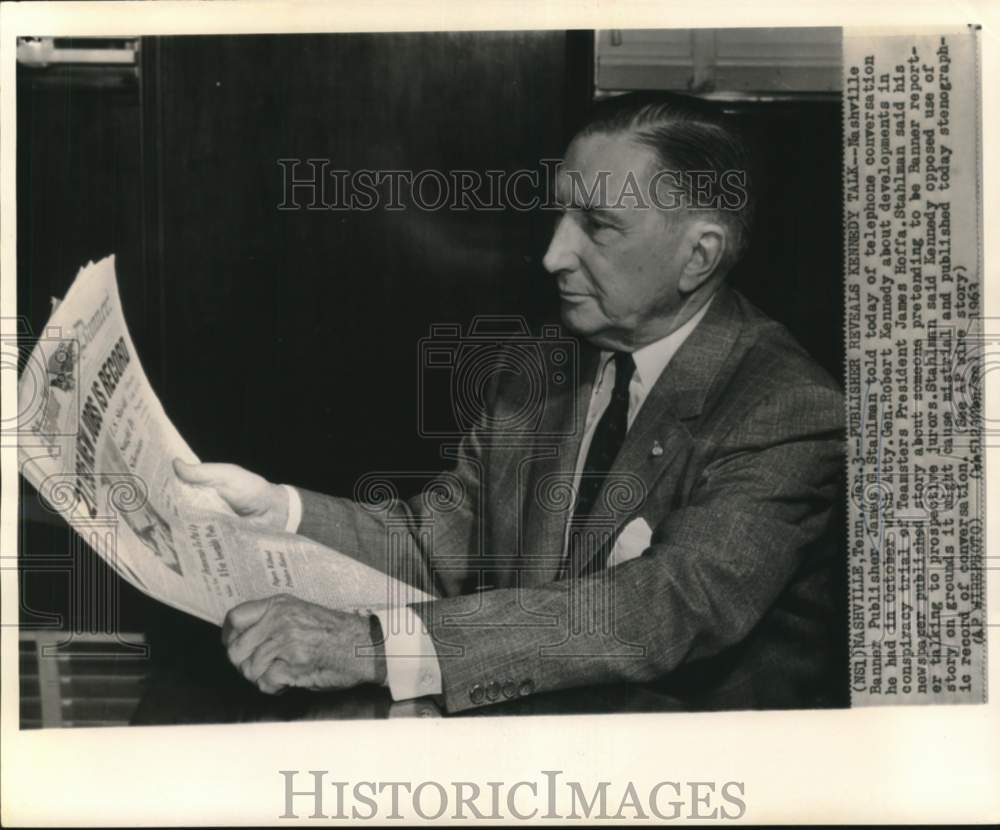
[297,286,848,713]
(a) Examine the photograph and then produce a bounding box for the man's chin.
[559,300,601,337]
[559,303,626,350]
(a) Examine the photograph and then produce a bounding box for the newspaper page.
[843,28,986,705]
[16,255,431,626]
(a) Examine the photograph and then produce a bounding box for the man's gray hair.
[576,91,756,273]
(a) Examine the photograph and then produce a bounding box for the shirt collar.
[607,293,717,390]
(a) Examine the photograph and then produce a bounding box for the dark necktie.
[567,351,635,574]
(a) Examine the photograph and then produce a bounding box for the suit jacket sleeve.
[293,427,485,600]
[409,382,845,712]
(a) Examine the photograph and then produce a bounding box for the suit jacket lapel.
[568,287,746,578]
[518,343,599,587]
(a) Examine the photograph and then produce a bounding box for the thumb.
[174,459,246,488]
[173,458,213,484]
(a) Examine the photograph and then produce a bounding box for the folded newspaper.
[17,255,430,626]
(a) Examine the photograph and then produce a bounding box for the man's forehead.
[555,132,656,204]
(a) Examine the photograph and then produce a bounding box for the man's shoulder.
[728,290,841,392]
[702,289,845,430]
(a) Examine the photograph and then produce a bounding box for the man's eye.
[583,213,612,233]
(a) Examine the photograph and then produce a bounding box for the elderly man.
[175,91,846,713]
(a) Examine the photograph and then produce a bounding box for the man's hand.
[222,594,387,695]
[173,459,290,531]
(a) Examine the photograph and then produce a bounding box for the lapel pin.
[650,440,664,457]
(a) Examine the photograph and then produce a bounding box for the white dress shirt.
[284,296,715,701]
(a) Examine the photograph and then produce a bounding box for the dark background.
[16,32,843,686]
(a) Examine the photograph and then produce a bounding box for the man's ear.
[678,221,726,293]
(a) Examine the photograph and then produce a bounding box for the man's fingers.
[222,597,274,647]
[244,637,281,683]
[229,625,270,670]
[258,659,293,695]
[227,604,280,667]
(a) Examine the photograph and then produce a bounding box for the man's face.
[543,132,692,350]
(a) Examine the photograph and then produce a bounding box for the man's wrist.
[276,483,299,532]
[373,606,443,700]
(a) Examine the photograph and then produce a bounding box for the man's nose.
[542,214,579,275]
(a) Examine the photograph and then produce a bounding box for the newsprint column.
[843,27,986,705]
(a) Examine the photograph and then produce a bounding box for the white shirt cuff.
[281,484,302,534]
[373,606,442,700]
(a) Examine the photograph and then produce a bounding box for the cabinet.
[596,27,842,95]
